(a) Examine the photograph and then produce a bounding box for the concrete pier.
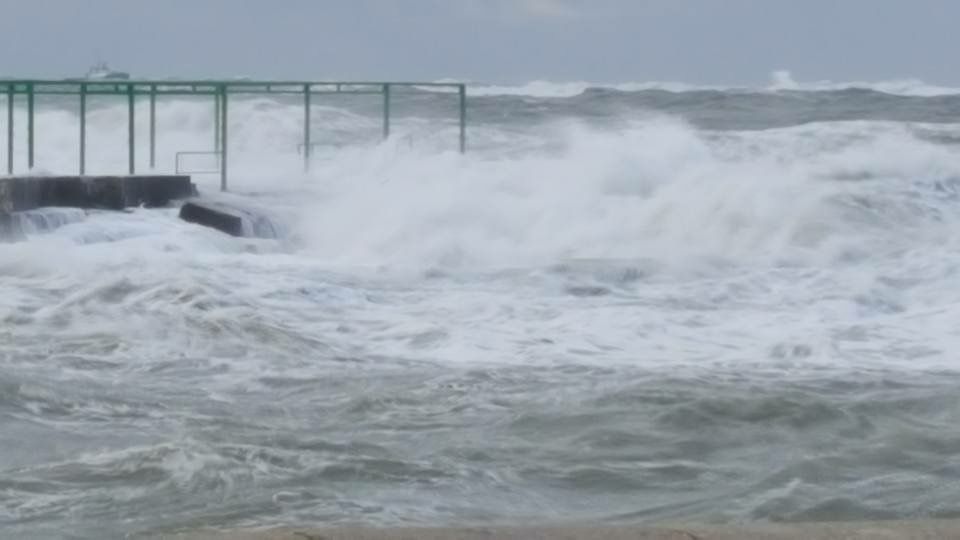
[0,175,195,212]
[148,520,960,540]
[0,175,194,240]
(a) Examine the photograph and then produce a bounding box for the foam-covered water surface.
[3,76,960,538]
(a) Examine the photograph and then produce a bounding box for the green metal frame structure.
[1,80,468,191]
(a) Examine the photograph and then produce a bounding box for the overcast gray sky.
[0,0,955,85]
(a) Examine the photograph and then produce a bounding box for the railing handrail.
[0,79,465,90]
[2,79,468,189]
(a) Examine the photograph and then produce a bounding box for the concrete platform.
[146,520,960,540]
[0,175,195,212]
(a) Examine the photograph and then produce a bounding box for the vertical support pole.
[382,83,391,140]
[303,84,311,173]
[214,92,221,152]
[6,85,13,175]
[219,85,228,192]
[27,83,34,169]
[149,85,156,169]
[79,84,86,175]
[127,84,135,174]
[458,84,466,154]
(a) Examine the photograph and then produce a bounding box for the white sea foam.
[2,97,960,374]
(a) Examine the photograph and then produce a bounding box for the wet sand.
[149,520,960,539]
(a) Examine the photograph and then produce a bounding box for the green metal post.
[6,85,12,174]
[458,84,466,154]
[127,84,135,174]
[220,85,228,191]
[149,85,156,169]
[303,84,311,172]
[214,92,220,152]
[27,83,34,169]
[382,83,390,140]
[79,84,86,175]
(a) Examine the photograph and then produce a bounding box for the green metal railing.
[0,79,468,191]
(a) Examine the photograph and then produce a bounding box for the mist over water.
[4,76,960,538]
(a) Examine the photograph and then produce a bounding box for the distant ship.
[83,62,130,80]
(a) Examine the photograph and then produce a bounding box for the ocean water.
[3,73,960,538]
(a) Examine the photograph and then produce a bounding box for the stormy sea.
[3,72,960,538]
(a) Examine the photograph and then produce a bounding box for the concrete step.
[0,207,87,242]
[179,200,282,239]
